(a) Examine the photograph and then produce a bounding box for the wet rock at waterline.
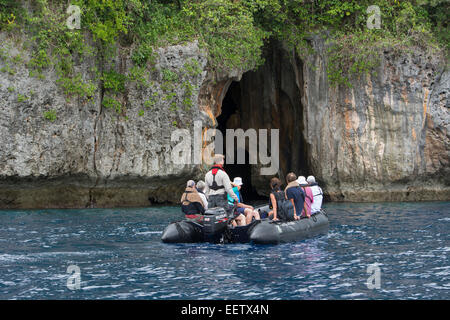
[0,33,448,208]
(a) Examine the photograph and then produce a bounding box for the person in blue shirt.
[284,172,305,221]
[228,177,261,226]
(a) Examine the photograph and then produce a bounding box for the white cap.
[232,177,243,186]
[307,176,316,184]
[296,176,308,186]
[186,180,195,187]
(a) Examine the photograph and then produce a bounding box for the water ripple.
[0,202,448,299]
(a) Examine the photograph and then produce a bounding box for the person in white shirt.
[196,180,208,210]
[307,176,323,214]
[204,154,238,209]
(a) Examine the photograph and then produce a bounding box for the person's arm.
[290,199,296,215]
[222,173,239,201]
[270,193,278,220]
[202,196,208,210]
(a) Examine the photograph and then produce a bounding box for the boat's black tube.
[249,221,280,244]
[250,211,329,244]
[161,220,202,243]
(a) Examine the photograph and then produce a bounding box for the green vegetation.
[161,68,178,82]
[102,70,126,93]
[102,96,122,114]
[183,59,202,77]
[17,93,28,102]
[0,0,448,100]
[43,109,56,122]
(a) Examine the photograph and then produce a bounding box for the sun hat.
[296,176,308,186]
[307,176,316,184]
[232,177,243,186]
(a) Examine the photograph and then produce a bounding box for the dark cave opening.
[215,41,313,200]
[216,81,265,202]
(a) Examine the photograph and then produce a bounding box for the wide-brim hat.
[232,177,243,186]
[296,176,308,186]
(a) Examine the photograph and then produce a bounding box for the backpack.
[272,191,295,221]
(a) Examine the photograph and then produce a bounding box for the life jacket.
[209,164,226,191]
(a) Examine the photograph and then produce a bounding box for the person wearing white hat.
[227,177,261,226]
[307,176,323,214]
[296,175,314,218]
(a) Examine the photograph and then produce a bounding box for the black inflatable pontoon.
[161,205,329,244]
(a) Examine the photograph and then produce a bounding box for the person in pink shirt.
[297,176,314,218]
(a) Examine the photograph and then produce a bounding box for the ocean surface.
[0,202,448,300]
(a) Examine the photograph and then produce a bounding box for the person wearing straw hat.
[297,176,314,218]
[228,177,261,226]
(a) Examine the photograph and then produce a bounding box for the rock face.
[0,32,448,208]
[214,38,449,201]
[0,35,212,208]
[302,36,449,201]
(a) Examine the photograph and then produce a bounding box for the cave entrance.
[215,41,311,200]
[216,81,264,202]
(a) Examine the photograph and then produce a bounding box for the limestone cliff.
[0,36,214,208]
[302,36,449,201]
[212,38,449,202]
[0,32,448,208]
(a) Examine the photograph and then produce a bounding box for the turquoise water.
[0,202,448,299]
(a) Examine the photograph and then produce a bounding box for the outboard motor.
[202,207,229,243]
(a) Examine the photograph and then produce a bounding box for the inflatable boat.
[160,205,329,244]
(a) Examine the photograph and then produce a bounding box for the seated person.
[285,172,304,220]
[196,180,208,210]
[307,176,323,214]
[268,177,283,221]
[181,180,205,222]
[297,176,313,218]
[228,177,260,226]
